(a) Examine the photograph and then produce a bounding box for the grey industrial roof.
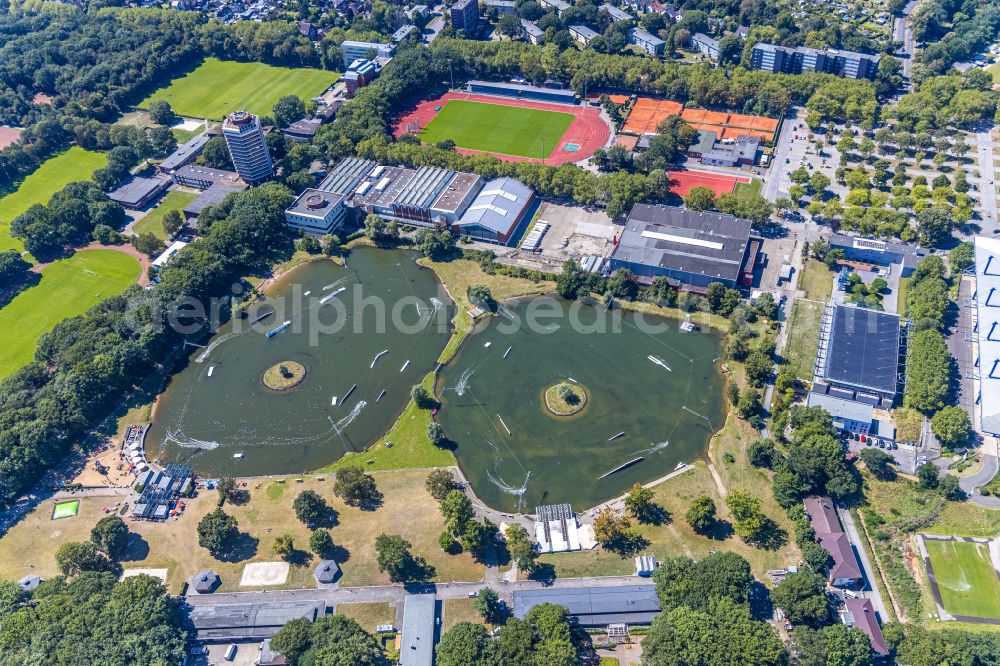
[976,236,1000,435]
[400,594,435,666]
[185,184,241,216]
[829,233,925,263]
[822,305,900,394]
[611,203,752,282]
[806,391,874,424]
[844,597,888,655]
[283,118,322,138]
[459,177,532,234]
[187,600,326,641]
[174,164,244,188]
[701,135,760,163]
[513,584,660,626]
[192,570,220,593]
[396,165,456,210]
[432,171,481,213]
[319,157,376,196]
[107,176,168,207]
[689,129,717,155]
[159,134,209,171]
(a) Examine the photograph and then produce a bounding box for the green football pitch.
[925,538,1000,619]
[141,58,337,120]
[0,147,108,254]
[419,100,575,158]
[0,249,141,378]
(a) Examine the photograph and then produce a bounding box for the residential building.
[609,204,756,288]
[514,585,660,626]
[750,43,880,79]
[484,0,516,13]
[691,32,719,60]
[521,18,544,44]
[285,189,348,236]
[813,304,903,406]
[699,135,760,167]
[828,234,927,277]
[450,0,479,34]
[539,0,570,14]
[400,594,435,666]
[392,25,416,42]
[106,176,170,209]
[158,134,209,173]
[974,236,1000,436]
[339,40,395,67]
[601,3,633,22]
[803,496,863,587]
[570,25,601,46]
[222,111,273,185]
[630,27,665,55]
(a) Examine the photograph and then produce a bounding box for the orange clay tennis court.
[622,97,779,142]
[668,169,751,197]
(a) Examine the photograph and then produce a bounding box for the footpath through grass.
[141,58,336,120]
[133,190,198,240]
[924,539,1000,619]
[420,100,575,158]
[0,249,140,378]
[0,147,108,254]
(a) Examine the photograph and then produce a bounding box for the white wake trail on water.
[452,367,476,396]
[163,430,220,451]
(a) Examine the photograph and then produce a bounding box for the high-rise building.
[450,0,479,35]
[222,111,273,185]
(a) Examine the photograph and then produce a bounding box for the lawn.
[336,602,397,632]
[442,598,486,632]
[0,249,140,378]
[924,539,1000,619]
[419,100,575,159]
[798,259,834,301]
[733,178,762,200]
[0,147,108,254]
[0,470,486,594]
[784,299,823,381]
[141,58,336,120]
[133,190,198,240]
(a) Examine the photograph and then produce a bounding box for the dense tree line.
[271,614,387,665]
[10,181,126,259]
[0,184,293,509]
[890,71,1000,131]
[0,573,186,665]
[913,0,1000,76]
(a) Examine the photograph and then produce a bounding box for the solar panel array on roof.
[319,157,376,196]
[821,305,901,395]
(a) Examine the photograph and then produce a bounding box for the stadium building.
[608,203,757,288]
[466,80,578,105]
[974,236,1000,436]
[222,111,273,185]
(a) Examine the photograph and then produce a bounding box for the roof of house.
[107,176,169,207]
[611,203,752,282]
[844,597,888,655]
[821,305,900,394]
[692,32,718,47]
[192,570,219,593]
[514,584,660,626]
[459,176,533,235]
[601,3,633,21]
[803,496,843,536]
[314,560,340,584]
[819,531,863,581]
[570,25,601,40]
[400,594,435,666]
[975,236,1000,435]
[631,27,665,46]
[521,18,543,36]
[806,391,874,424]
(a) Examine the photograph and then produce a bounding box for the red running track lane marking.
[392,91,612,166]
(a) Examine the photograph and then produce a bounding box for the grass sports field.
[0,147,108,254]
[0,249,140,378]
[419,100,575,158]
[133,190,198,240]
[925,538,1000,619]
[141,58,336,120]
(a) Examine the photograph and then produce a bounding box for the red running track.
[667,169,751,198]
[391,91,612,166]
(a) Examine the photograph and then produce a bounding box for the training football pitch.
[419,100,575,158]
[0,148,108,254]
[141,58,336,120]
[0,249,140,378]
[925,538,1000,619]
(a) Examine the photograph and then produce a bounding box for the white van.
[224,644,237,661]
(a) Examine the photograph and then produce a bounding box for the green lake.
[436,298,727,512]
[151,247,453,476]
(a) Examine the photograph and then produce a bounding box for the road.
[761,110,802,203]
[892,0,919,90]
[973,128,999,233]
[837,507,890,622]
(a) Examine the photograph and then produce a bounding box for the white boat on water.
[207,366,215,377]
[233,452,244,459]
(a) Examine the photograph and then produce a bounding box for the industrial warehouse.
[285,157,536,244]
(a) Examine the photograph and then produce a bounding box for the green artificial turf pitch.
[52,500,80,520]
[0,249,141,378]
[419,100,575,159]
[0,148,108,255]
[925,539,1000,619]
[141,58,337,120]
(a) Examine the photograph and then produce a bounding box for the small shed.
[635,554,658,576]
[192,570,220,594]
[314,560,340,585]
[18,574,43,592]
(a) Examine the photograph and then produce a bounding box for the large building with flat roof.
[974,236,1000,435]
[813,304,903,406]
[513,584,660,626]
[158,134,209,173]
[750,43,880,79]
[466,80,577,105]
[609,203,755,288]
[399,594,435,666]
[186,600,326,642]
[457,176,535,244]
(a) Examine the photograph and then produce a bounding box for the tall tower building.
[222,110,273,185]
